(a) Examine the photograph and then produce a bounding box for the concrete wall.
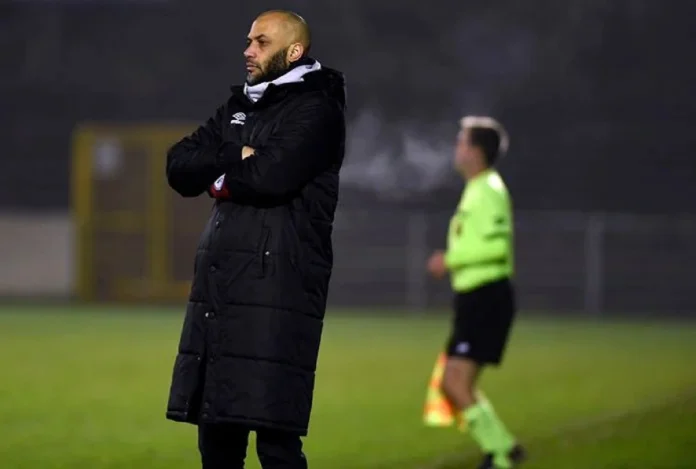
[0,213,73,297]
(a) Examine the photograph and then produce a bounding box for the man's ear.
[287,43,304,63]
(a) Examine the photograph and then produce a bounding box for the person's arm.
[444,192,511,269]
[166,104,242,197]
[219,98,343,200]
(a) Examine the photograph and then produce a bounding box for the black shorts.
[445,278,516,366]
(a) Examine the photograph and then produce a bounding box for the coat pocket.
[209,252,256,308]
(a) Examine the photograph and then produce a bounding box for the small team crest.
[455,342,470,354]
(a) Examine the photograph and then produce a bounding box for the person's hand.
[242,146,255,160]
[426,250,447,279]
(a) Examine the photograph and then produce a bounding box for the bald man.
[165,10,346,469]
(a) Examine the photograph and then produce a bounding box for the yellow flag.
[423,352,460,428]
[423,352,488,431]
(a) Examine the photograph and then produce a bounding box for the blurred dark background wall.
[2,0,694,212]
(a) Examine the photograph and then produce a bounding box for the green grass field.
[0,305,695,469]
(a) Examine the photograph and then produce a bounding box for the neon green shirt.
[444,169,514,292]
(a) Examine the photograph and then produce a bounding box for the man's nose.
[244,47,255,59]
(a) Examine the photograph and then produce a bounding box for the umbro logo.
[230,112,246,125]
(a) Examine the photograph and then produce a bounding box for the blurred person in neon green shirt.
[426,116,525,469]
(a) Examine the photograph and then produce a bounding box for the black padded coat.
[165,62,346,436]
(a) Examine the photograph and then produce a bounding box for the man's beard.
[247,48,289,86]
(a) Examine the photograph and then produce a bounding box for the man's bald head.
[256,10,311,52]
[244,10,312,85]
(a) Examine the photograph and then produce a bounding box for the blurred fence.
[70,123,696,315]
[331,209,696,315]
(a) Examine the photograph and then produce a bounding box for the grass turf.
[0,305,695,468]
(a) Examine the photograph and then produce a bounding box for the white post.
[406,210,428,312]
[584,213,605,314]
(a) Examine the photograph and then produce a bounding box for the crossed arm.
[166,99,342,201]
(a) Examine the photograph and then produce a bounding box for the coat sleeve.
[220,98,343,200]
[166,104,241,197]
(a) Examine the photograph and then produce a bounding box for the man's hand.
[242,146,255,160]
[426,250,447,279]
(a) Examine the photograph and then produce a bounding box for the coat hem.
[166,411,309,436]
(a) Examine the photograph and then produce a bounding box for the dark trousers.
[198,423,308,469]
